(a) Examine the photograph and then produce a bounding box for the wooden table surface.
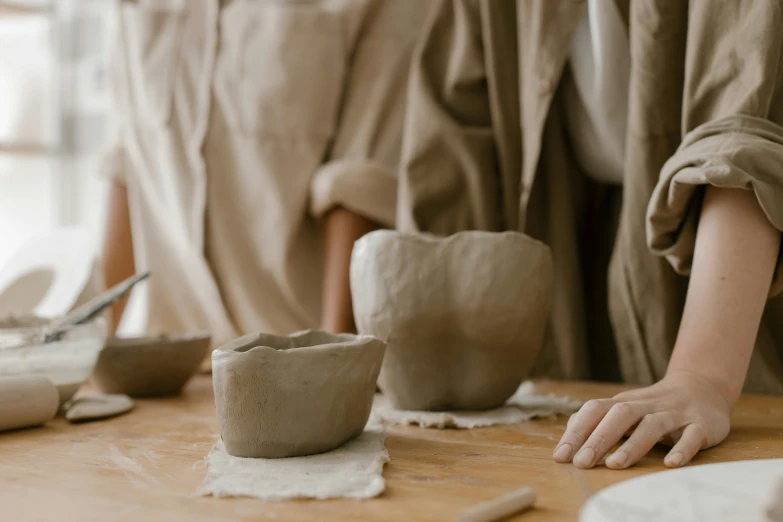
[2,376,782,522]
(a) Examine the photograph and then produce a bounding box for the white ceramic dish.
[0,316,107,405]
[580,458,783,522]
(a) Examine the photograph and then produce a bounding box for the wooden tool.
[457,486,536,522]
[0,375,59,432]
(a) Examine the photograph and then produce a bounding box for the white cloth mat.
[370,382,582,429]
[198,429,389,500]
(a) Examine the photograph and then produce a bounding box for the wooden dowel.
[457,486,536,522]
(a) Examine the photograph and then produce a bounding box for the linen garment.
[399,0,783,393]
[104,0,426,346]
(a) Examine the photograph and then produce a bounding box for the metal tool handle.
[44,272,150,342]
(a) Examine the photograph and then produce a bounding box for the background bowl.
[91,333,211,397]
[0,316,107,405]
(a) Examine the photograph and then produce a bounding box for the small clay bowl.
[92,333,211,397]
[212,330,385,459]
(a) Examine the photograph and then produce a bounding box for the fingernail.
[666,452,683,467]
[607,450,627,469]
[573,447,595,468]
[553,443,573,462]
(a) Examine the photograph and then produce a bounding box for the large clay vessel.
[212,330,385,458]
[351,230,553,411]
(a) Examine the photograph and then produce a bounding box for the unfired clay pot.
[92,333,210,397]
[212,330,385,458]
[350,230,554,411]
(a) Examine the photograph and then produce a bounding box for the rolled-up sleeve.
[647,116,783,295]
[646,0,783,296]
[309,0,427,228]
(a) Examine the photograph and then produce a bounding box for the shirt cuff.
[309,159,397,228]
[646,115,783,296]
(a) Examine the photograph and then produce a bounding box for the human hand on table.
[552,371,732,470]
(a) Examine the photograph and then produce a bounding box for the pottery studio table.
[2,377,782,522]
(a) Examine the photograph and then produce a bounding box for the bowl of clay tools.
[0,272,149,406]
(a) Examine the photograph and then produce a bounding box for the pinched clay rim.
[359,229,550,248]
[354,229,552,259]
[106,332,211,350]
[212,329,383,361]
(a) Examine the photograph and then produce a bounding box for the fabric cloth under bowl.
[198,429,388,500]
[370,382,582,429]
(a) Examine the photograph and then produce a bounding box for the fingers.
[605,413,676,470]
[664,424,706,468]
[572,402,646,469]
[553,399,613,463]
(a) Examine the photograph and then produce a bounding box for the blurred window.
[0,0,113,267]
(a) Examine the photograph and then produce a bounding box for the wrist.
[667,329,753,407]
[320,314,356,335]
[664,366,741,407]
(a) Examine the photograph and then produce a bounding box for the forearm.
[668,186,781,403]
[321,206,380,334]
[101,180,135,335]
